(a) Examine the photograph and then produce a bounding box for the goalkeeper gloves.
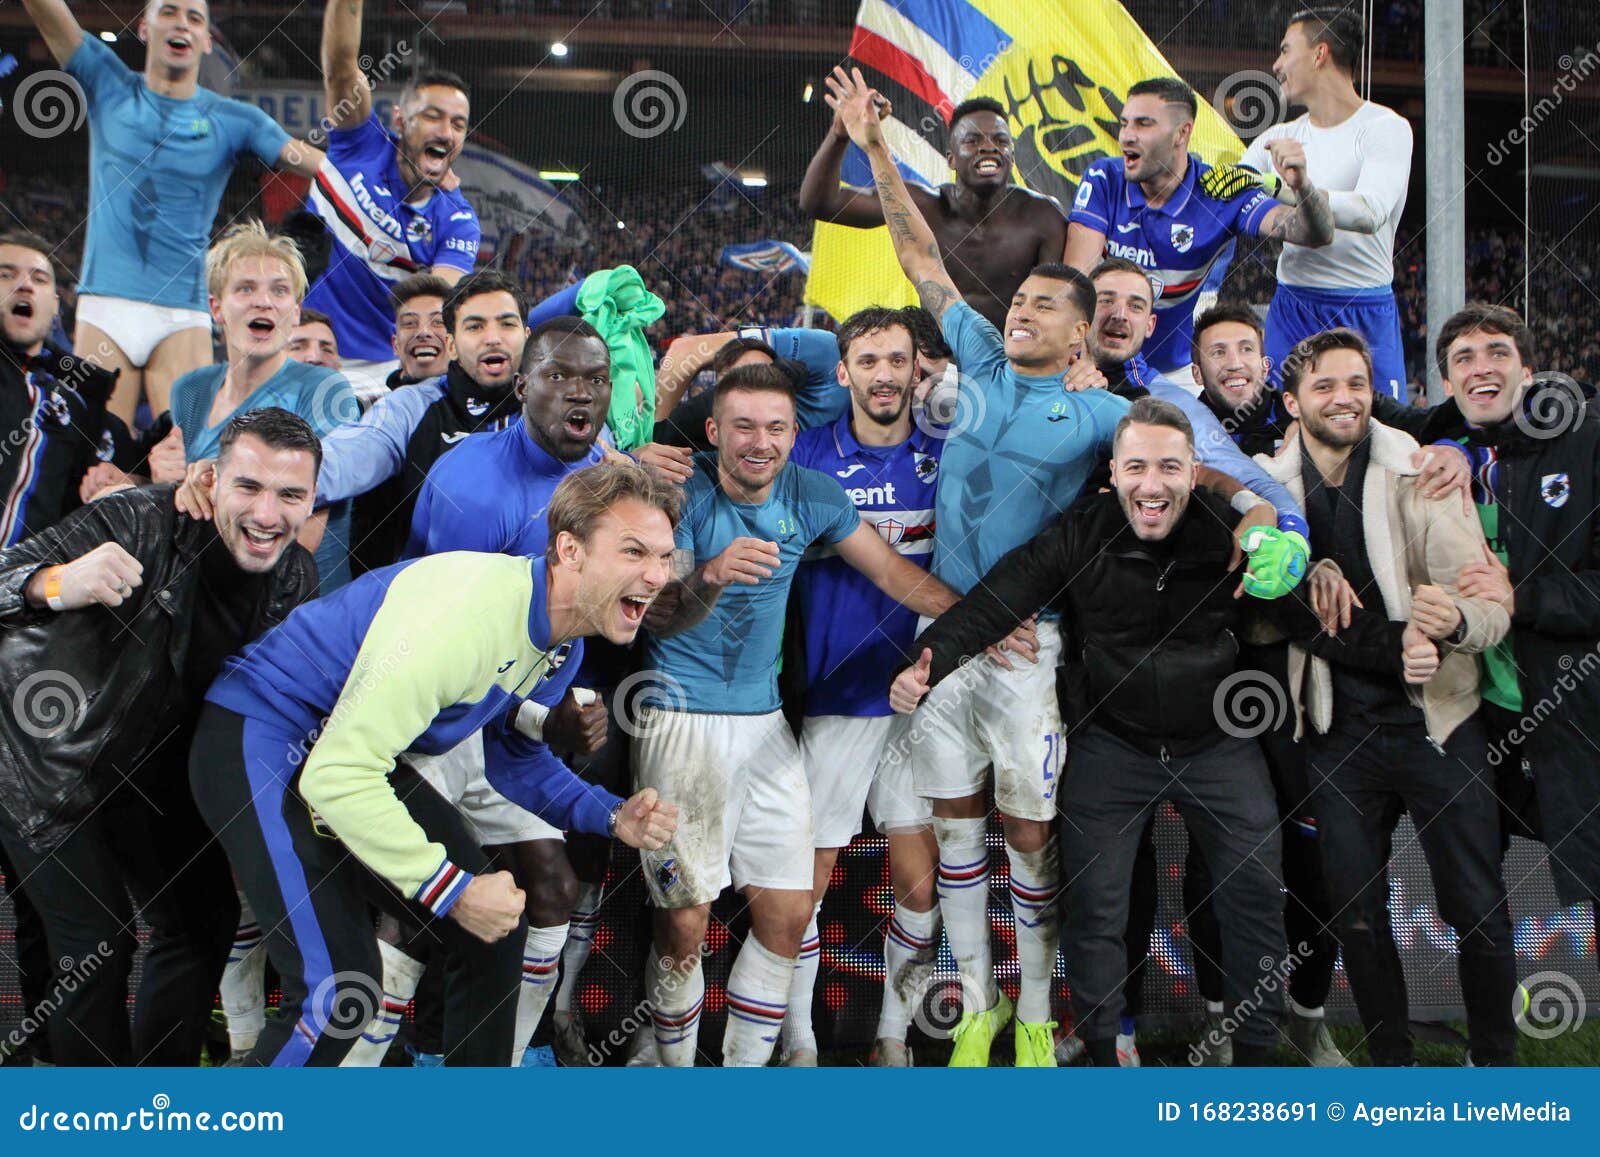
[1199,163,1289,204]
[1239,527,1309,599]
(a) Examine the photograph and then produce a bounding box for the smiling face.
[1273,22,1320,106]
[1442,327,1534,428]
[211,433,316,574]
[1283,348,1372,449]
[1005,273,1090,371]
[286,319,340,370]
[710,387,796,502]
[394,85,470,189]
[1089,270,1156,367]
[211,256,300,364]
[558,496,677,645]
[393,293,448,380]
[1118,93,1191,186]
[520,332,613,462]
[447,290,528,397]
[1110,421,1194,541]
[839,324,916,429]
[1193,319,1269,416]
[0,244,59,354]
[140,0,212,75]
[948,110,1013,192]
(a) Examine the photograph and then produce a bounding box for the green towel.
[575,265,665,452]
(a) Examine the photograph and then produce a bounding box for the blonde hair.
[546,461,683,565]
[205,220,308,302]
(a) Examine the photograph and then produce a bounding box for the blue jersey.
[934,302,1129,594]
[404,421,605,559]
[305,115,481,361]
[737,326,850,430]
[644,455,861,714]
[170,359,359,593]
[67,37,290,310]
[1070,154,1275,373]
[792,414,941,718]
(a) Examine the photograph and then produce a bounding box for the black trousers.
[189,704,524,1066]
[1061,725,1286,1050]
[0,842,56,1063]
[0,737,237,1066]
[1307,714,1517,1065]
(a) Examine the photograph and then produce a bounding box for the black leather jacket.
[0,485,315,851]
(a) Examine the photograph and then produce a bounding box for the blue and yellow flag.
[805,0,1246,321]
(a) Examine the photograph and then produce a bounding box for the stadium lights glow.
[99,30,117,42]
[802,82,814,103]
[539,170,580,182]
[616,220,626,229]
[741,176,768,188]
[550,42,569,57]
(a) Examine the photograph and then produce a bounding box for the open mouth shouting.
[562,401,596,441]
[973,156,1006,179]
[476,349,512,379]
[237,522,286,564]
[1132,496,1170,528]
[618,590,654,629]
[9,299,34,321]
[246,316,277,339]
[1097,317,1132,350]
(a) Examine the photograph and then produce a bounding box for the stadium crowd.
[1,0,1597,1075]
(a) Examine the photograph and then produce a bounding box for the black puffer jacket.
[916,487,1255,758]
[1443,379,1600,904]
[0,485,315,851]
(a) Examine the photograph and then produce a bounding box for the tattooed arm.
[823,66,962,320]
[1256,138,1334,247]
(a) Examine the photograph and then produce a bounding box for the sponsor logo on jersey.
[1046,413,1074,423]
[913,451,938,483]
[497,659,516,673]
[1115,221,1140,234]
[1105,239,1155,267]
[1170,223,1195,253]
[440,430,470,444]
[450,209,475,222]
[1073,180,1093,210]
[406,216,433,245]
[835,463,867,479]
[1541,472,1571,508]
[875,516,906,546]
[844,481,898,506]
[350,172,405,241]
[466,398,490,417]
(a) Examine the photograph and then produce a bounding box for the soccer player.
[803,67,1068,331]
[389,273,452,387]
[1063,77,1334,376]
[20,0,327,425]
[286,307,343,371]
[654,323,848,431]
[889,397,1302,1067]
[0,231,120,547]
[167,222,359,592]
[1434,304,1600,963]
[306,0,479,398]
[1254,329,1518,1066]
[190,461,682,1066]
[0,408,320,1066]
[332,320,617,1067]
[780,307,948,1067]
[635,364,962,1067]
[833,68,1128,1066]
[1211,9,1414,399]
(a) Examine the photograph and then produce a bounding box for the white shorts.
[407,732,563,847]
[906,618,1065,822]
[75,294,211,368]
[631,708,813,908]
[801,714,932,847]
[341,358,402,409]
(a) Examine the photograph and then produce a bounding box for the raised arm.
[20,0,83,66]
[798,103,893,227]
[1063,221,1107,272]
[826,67,960,319]
[320,0,373,134]
[655,331,737,418]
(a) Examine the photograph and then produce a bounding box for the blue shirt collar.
[829,408,934,458]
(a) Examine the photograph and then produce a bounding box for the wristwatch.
[607,799,626,838]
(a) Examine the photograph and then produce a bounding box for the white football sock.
[648,950,704,1067]
[723,933,796,1067]
[219,892,266,1053]
[1006,837,1061,1024]
[782,902,823,1055]
[933,817,997,1011]
[512,923,567,1063]
[553,883,604,1014]
[877,901,939,1041]
[340,940,424,1068]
